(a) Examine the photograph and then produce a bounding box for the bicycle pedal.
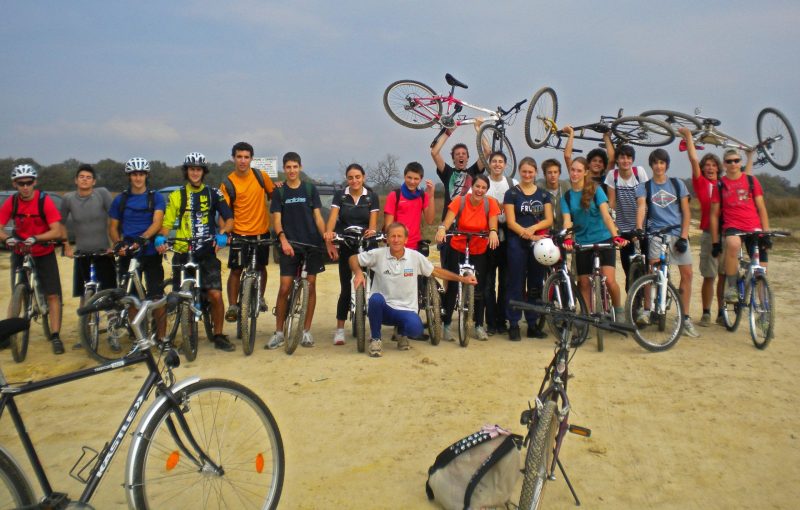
[69,445,100,484]
[568,424,591,437]
[520,409,533,426]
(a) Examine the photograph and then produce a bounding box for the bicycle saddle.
[702,118,722,127]
[445,73,468,89]
[0,318,30,349]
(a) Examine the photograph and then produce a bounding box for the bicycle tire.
[8,284,30,363]
[477,124,517,178]
[0,447,35,509]
[721,278,745,332]
[457,284,474,348]
[201,296,214,343]
[541,273,589,346]
[179,306,198,362]
[518,400,558,510]
[756,107,798,170]
[383,79,441,129]
[625,274,683,352]
[78,288,136,362]
[524,86,558,149]
[749,275,775,350]
[240,277,256,356]
[593,277,604,352]
[639,109,702,136]
[611,115,675,147]
[127,379,285,510]
[247,281,259,356]
[354,285,366,353]
[425,277,443,345]
[35,286,51,340]
[283,279,309,355]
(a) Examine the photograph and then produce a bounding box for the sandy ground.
[0,239,799,510]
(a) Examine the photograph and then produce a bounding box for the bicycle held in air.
[509,301,635,510]
[383,73,528,177]
[524,86,676,152]
[0,290,284,509]
[640,107,798,171]
[230,235,273,356]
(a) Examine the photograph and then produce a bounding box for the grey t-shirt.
[358,247,434,312]
[60,187,113,251]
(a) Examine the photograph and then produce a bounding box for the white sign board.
[251,157,278,178]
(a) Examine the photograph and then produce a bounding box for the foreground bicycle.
[383,73,528,177]
[510,300,634,509]
[0,291,284,509]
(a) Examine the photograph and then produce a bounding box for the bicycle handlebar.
[444,230,490,239]
[76,288,127,316]
[499,99,527,117]
[729,230,791,239]
[509,300,635,336]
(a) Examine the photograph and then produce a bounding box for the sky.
[1,0,798,183]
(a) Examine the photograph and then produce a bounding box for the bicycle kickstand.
[557,458,581,506]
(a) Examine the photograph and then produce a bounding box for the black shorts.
[228,233,270,269]
[10,251,62,297]
[723,228,769,263]
[278,245,326,277]
[73,255,117,297]
[574,241,616,276]
[118,254,165,299]
[171,251,223,291]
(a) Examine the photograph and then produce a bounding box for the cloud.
[15,118,181,144]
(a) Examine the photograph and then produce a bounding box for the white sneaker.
[443,324,455,341]
[699,313,711,327]
[333,328,345,345]
[265,332,284,349]
[368,339,382,357]
[301,330,314,347]
[474,326,488,341]
[635,308,650,326]
[682,317,700,338]
[725,285,740,303]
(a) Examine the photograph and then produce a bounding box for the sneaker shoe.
[699,313,711,327]
[475,326,488,341]
[724,285,739,304]
[265,332,284,349]
[213,334,236,352]
[259,297,268,313]
[368,339,382,357]
[716,314,726,326]
[333,328,345,345]
[635,308,651,326]
[443,324,455,342]
[486,326,496,336]
[397,335,410,351]
[682,317,700,338]
[301,331,314,347]
[51,337,65,355]
[508,325,521,341]
[108,335,121,352]
[225,304,239,323]
[527,326,547,339]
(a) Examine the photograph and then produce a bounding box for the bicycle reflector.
[568,424,592,437]
[166,451,180,471]
[256,453,265,474]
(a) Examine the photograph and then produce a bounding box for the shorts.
[118,254,165,299]
[228,233,270,269]
[723,228,770,264]
[171,251,223,291]
[698,231,719,278]
[574,241,616,276]
[10,251,62,297]
[279,245,326,277]
[73,254,118,297]
[648,234,692,266]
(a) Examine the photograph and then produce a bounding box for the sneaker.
[508,325,521,341]
[475,326,488,341]
[682,317,700,338]
[51,337,65,355]
[108,335,121,352]
[716,314,726,326]
[397,335,410,351]
[225,304,239,323]
[368,339,382,357]
[527,326,547,339]
[443,324,455,342]
[486,326,496,336]
[635,308,651,326]
[333,328,345,345]
[213,334,236,352]
[699,313,711,327]
[259,297,268,313]
[301,331,314,347]
[265,332,284,349]
[724,285,740,304]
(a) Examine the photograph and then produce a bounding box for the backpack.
[11,191,49,225]
[563,188,600,216]
[393,188,425,213]
[454,195,489,230]
[222,168,270,213]
[425,425,522,510]
[116,189,155,235]
[276,181,315,209]
[613,166,642,188]
[176,185,221,229]
[716,175,755,231]
[644,177,685,225]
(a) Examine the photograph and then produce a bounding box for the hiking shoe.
[635,308,651,326]
[301,331,314,347]
[475,326,488,341]
[259,297,268,313]
[397,335,410,351]
[213,334,236,352]
[51,337,65,355]
[508,325,521,341]
[527,326,547,339]
[699,313,711,327]
[368,339,382,357]
[333,328,345,345]
[265,332,284,349]
[225,304,239,322]
[682,317,700,338]
[724,285,740,303]
[443,323,455,342]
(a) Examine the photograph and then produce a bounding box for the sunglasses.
[15,180,34,187]
[724,158,741,164]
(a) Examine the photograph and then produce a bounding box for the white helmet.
[533,238,560,266]
[183,152,208,170]
[125,157,150,174]
[11,164,37,181]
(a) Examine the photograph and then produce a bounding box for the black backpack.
[644,177,685,225]
[222,168,271,214]
[276,181,315,209]
[174,186,222,229]
[116,189,156,235]
[11,191,49,225]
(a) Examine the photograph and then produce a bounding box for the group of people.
[0,123,773,359]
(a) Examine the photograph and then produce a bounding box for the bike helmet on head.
[11,164,37,181]
[125,157,150,173]
[183,152,208,170]
[533,238,560,266]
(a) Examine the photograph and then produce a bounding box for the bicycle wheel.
[179,302,198,363]
[354,286,366,353]
[8,284,31,363]
[239,277,256,356]
[541,273,589,346]
[34,287,51,340]
[639,109,702,136]
[127,379,284,510]
[756,107,798,170]
[524,86,558,149]
[592,277,604,352]
[477,123,517,178]
[749,275,775,349]
[247,280,259,356]
[425,277,443,345]
[721,279,745,332]
[283,280,309,355]
[625,274,683,352]
[201,295,214,343]
[383,79,441,129]
[518,400,558,510]
[78,288,137,362]
[611,115,675,147]
[0,447,35,509]
[457,284,474,348]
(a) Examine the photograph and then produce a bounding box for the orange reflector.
[166,451,180,471]
[255,453,264,473]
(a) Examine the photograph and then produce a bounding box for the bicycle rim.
[756,107,798,170]
[477,124,517,178]
[240,278,255,355]
[0,447,36,508]
[749,276,774,349]
[524,86,558,149]
[383,80,441,129]
[425,278,442,345]
[519,400,558,510]
[626,275,683,352]
[612,115,675,147]
[179,303,198,362]
[283,280,308,355]
[248,284,259,355]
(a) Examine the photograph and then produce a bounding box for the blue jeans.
[368,293,424,340]
[505,236,546,326]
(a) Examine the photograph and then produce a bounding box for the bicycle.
[573,242,620,352]
[279,240,324,355]
[383,73,528,177]
[414,240,444,346]
[5,239,61,363]
[640,107,798,171]
[332,226,386,353]
[443,230,489,347]
[718,231,789,349]
[73,249,114,350]
[539,229,589,346]
[624,225,685,352]
[229,235,273,356]
[0,291,284,509]
[525,86,676,151]
[509,300,634,509]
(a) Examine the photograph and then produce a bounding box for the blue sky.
[1,0,798,182]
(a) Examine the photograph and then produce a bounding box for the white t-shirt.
[604,166,649,231]
[481,175,518,224]
[358,247,434,312]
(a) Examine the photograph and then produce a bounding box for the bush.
[766,197,800,218]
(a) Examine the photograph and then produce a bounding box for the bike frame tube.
[412,93,500,127]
